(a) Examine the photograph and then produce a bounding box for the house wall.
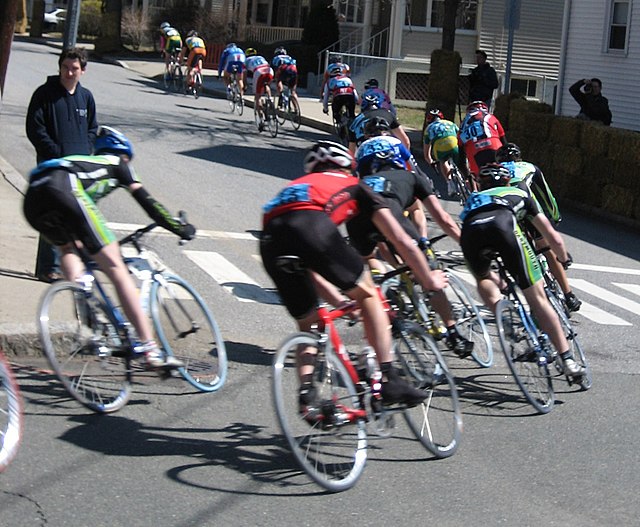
[558,1,640,131]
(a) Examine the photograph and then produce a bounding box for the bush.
[121,8,150,50]
[78,0,102,38]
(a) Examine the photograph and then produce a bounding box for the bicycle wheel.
[444,272,494,367]
[163,69,170,89]
[235,89,244,116]
[38,281,132,413]
[266,99,278,137]
[393,321,462,458]
[150,274,227,393]
[172,66,183,93]
[193,72,202,99]
[228,83,237,112]
[451,164,471,204]
[547,293,592,390]
[272,332,367,492]
[276,94,286,125]
[496,299,554,413]
[289,96,301,130]
[0,352,22,473]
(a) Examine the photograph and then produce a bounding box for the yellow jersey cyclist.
[23,126,196,370]
[159,22,182,75]
[423,108,461,198]
[178,30,207,92]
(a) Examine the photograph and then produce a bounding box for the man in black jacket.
[468,50,499,107]
[569,78,612,126]
[26,47,98,282]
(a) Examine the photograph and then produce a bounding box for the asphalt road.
[1,39,639,527]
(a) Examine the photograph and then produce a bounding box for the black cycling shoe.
[446,333,474,358]
[565,292,582,312]
[380,376,428,407]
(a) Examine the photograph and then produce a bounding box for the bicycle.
[185,57,203,99]
[331,104,352,147]
[163,52,183,93]
[272,256,461,492]
[432,158,473,204]
[0,349,22,473]
[37,221,228,413]
[255,91,278,138]
[276,85,301,130]
[228,67,244,115]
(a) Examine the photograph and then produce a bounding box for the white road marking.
[570,278,639,323]
[184,250,280,305]
[613,282,640,298]
[108,222,257,241]
[571,263,640,276]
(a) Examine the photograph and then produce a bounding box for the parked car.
[44,8,66,31]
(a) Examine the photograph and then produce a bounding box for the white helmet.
[303,141,354,173]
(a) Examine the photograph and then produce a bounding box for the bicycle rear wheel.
[444,271,494,367]
[151,275,227,393]
[0,352,22,473]
[393,321,461,458]
[289,97,301,130]
[193,72,202,99]
[38,281,132,413]
[266,99,278,137]
[272,332,367,492]
[496,299,554,413]
[276,94,286,125]
[172,66,183,93]
[235,89,244,115]
[450,164,471,204]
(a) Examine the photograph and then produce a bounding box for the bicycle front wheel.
[272,333,367,492]
[151,275,227,393]
[38,281,132,413]
[445,271,494,367]
[0,352,22,472]
[289,97,301,130]
[496,299,554,413]
[393,321,462,458]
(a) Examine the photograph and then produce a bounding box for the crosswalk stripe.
[107,222,257,241]
[184,250,280,304]
[571,263,640,276]
[613,282,640,298]
[570,278,639,321]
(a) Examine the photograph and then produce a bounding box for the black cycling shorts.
[461,208,542,290]
[277,68,297,89]
[23,171,116,255]
[260,210,365,319]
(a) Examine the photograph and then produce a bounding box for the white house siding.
[559,1,640,131]
[400,29,477,62]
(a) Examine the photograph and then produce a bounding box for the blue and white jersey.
[272,54,296,69]
[246,55,269,72]
[218,46,246,75]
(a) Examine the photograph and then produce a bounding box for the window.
[405,0,477,30]
[608,0,630,50]
[337,0,365,24]
[510,78,537,98]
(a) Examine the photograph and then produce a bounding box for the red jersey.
[458,110,506,174]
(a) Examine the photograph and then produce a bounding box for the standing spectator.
[569,78,612,126]
[468,49,499,107]
[26,47,98,283]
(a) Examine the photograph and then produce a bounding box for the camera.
[584,82,592,94]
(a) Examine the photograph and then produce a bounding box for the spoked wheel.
[272,332,367,492]
[163,70,170,89]
[193,72,202,99]
[290,97,301,130]
[150,275,227,393]
[266,99,278,137]
[276,94,286,125]
[38,281,132,413]
[547,293,592,390]
[496,299,554,413]
[451,165,471,204]
[444,271,494,367]
[235,90,244,115]
[172,66,183,93]
[0,352,22,473]
[393,321,462,458]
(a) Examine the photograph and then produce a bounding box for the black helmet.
[363,116,391,138]
[364,78,379,90]
[477,163,512,190]
[496,143,522,163]
[329,54,343,64]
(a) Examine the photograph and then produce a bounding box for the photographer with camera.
[569,78,612,126]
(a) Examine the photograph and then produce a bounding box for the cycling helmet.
[496,143,522,163]
[477,163,511,190]
[160,22,170,30]
[274,47,287,56]
[467,100,489,113]
[364,78,379,90]
[328,64,343,77]
[246,48,257,57]
[187,30,198,38]
[226,42,236,48]
[303,141,354,174]
[425,108,444,124]
[356,138,405,175]
[363,116,391,138]
[329,54,343,64]
[94,126,134,159]
[360,93,381,112]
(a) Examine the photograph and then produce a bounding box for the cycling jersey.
[501,161,561,223]
[323,75,358,114]
[458,110,505,175]
[218,46,246,75]
[425,119,460,163]
[361,87,396,114]
[163,29,182,53]
[246,56,274,96]
[272,55,298,88]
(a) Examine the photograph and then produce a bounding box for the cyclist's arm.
[530,213,569,263]
[407,199,428,239]
[129,184,194,240]
[422,195,461,243]
[391,125,411,150]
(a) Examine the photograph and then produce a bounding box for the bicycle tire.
[193,72,202,99]
[172,65,183,93]
[163,69,170,89]
[266,99,278,137]
[547,293,592,390]
[235,89,244,116]
[290,96,301,130]
[0,352,22,473]
[276,94,286,125]
[496,299,554,413]
[393,321,462,458]
[444,271,494,367]
[272,332,367,492]
[150,274,227,393]
[38,281,132,413]
[450,163,471,204]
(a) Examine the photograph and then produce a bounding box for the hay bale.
[549,117,582,146]
[602,184,634,217]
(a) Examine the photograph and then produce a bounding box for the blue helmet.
[356,137,406,176]
[361,93,382,112]
[94,126,134,159]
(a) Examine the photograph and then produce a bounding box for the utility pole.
[63,0,82,50]
[503,0,521,93]
[0,0,20,101]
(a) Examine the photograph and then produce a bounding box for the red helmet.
[467,100,489,114]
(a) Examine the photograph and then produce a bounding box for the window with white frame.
[406,0,477,30]
[336,0,365,24]
[608,0,631,50]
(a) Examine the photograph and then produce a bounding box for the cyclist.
[218,42,246,99]
[159,23,182,76]
[348,96,410,153]
[496,143,582,312]
[178,30,207,93]
[322,68,359,126]
[22,126,196,370]
[423,108,462,197]
[260,141,449,412]
[459,164,585,379]
[271,46,298,107]
[458,101,507,183]
[319,54,350,102]
[351,135,473,357]
[244,48,275,131]
[360,78,396,115]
